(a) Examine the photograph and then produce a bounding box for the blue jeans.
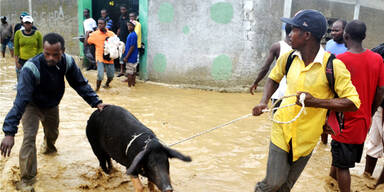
[255,142,312,192]
[97,62,115,81]
[1,38,14,52]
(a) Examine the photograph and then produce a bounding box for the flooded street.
[0,56,383,192]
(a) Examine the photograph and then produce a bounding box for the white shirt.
[83,18,97,33]
[271,41,292,99]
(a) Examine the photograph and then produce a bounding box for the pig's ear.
[164,146,192,162]
[126,148,149,175]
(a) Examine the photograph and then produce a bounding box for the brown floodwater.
[0,56,383,192]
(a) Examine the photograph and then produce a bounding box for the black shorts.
[331,140,364,169]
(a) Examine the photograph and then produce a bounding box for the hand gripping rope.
[168,93,306,147]
[262,93,307,124]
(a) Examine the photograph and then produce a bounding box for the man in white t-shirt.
[82,8,97,70]
[83,9,96,33]
[250,24,292,109]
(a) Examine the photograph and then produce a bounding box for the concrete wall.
[359,5,384,49]
[146,0,384,90]
[147,0,284,90]
[1,0,79,55]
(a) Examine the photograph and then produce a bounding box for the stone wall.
[1,0,79,55]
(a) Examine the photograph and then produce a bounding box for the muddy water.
[0,56,383,192]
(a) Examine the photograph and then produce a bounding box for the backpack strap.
[285,51,297,75]
[22,61,40,85]
[20,55,73,85]
[324,54,345,131]
[64,54,73,75]
[325,53,337,97]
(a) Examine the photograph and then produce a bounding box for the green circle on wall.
[210,2,234,24]
[211,55,232,80]
[183,26,190,34]
[153,53,167,73]
[158,2,174,23]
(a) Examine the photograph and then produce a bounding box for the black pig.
[86,105,191,192]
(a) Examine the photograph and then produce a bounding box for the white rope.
[167,93,306,147]
[168,114,252,147]
[262,93,307,124]
[125,133,144,155]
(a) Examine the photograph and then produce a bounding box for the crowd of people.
[82,4,142,89]
[0,5,384,192]
[251,9,384,192]
[0,4,142,91]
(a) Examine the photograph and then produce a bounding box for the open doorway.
[92,0,139,33]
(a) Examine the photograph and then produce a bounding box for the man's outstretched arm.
[250,42,280,95]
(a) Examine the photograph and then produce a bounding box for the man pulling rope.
[169,93,307,147]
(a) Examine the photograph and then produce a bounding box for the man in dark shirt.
[13,12,28,33]
[0,16,14,57]
[101,9,113,31]
[116,4,130,76]
[0,33,106,191]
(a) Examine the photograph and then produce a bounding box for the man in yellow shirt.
[129,12,141,49]
[129,12,141,74]
[252,10,360,192]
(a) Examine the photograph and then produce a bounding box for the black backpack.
[372,43,384,59]
[284,51,344,132]
[372,43,384,108]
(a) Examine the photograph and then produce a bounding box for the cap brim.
[280,17,299,27]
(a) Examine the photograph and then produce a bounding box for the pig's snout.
[162,185,173,192]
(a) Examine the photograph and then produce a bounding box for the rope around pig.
[168,93,307,147]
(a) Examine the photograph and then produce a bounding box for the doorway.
[92,0,139,33]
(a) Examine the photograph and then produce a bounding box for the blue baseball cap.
[20,12,29,19]
[280,9,327,39]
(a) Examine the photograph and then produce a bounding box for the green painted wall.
[77,0,93,56]
[157,2,174,23]
[139,0,148,80]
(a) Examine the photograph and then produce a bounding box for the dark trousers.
[19,104,59,183]
[255,142,312,192]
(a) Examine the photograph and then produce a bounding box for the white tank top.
[271,41,292,99]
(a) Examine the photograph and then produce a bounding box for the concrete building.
[0,0,383,90]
